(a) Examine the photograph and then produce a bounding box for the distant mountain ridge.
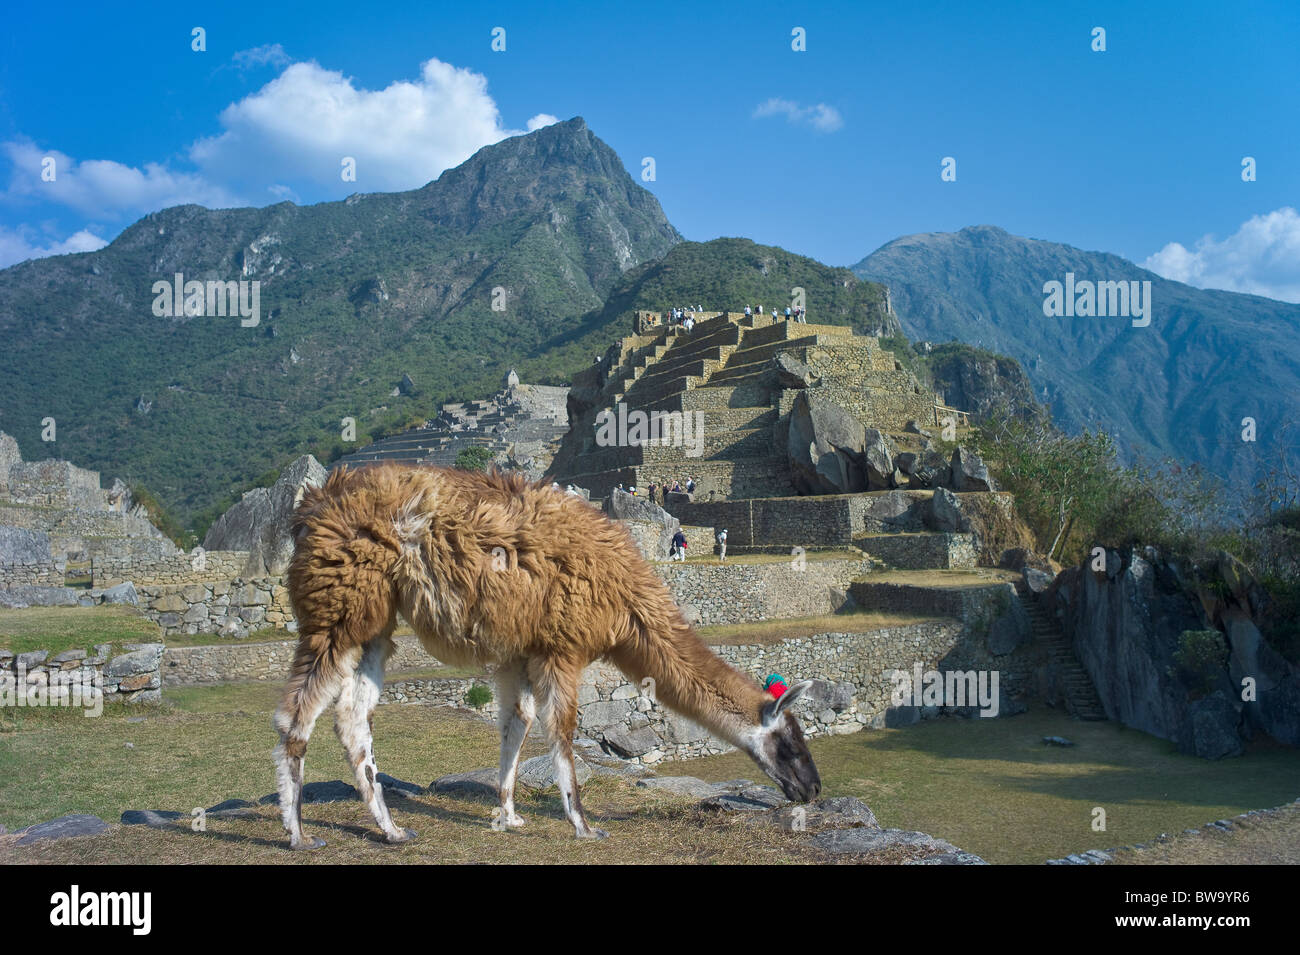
[853,225,1300,479]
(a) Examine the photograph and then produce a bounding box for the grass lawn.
[0,605,163,656]
[677,704,1300,864]
[2,684,1297,864]
[697,610,950,645]
[0,684,834,865]
[862,568,1022,588]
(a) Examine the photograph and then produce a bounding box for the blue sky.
[3,0,1298,299]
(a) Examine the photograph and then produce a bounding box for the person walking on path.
[670,529,688,561]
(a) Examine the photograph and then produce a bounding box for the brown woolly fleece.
[279,465,772,746]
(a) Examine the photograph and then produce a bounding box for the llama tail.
[274,633,346,740]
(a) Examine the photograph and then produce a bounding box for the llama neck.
[612,613,767,747]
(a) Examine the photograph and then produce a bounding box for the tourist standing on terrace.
[670,529,687,561]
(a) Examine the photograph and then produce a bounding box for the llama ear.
[762,680,814,726]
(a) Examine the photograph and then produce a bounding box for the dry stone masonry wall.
[1,642,164,707]
[138,578,294,637]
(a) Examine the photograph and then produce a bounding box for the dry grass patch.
[0,781,844,866]
[1107,804,1300,864]
[863,568,1020,589]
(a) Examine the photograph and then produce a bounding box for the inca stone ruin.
[335,370,570,477]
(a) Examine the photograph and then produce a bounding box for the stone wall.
[162,634,437,686]
[668,496,856,547]
[137,578,294,637]
[849,578,1012,619]
[5,459,103,509]
[92,549,250,588]
[0,505,168,545]
[158,610,1036,766]
[0,526,65,586]
[860,533,977,570]
[1,642,164,707]
[378,676,499,717]
[657,557,869,626]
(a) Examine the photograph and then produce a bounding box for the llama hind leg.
[495,659,534,830]
[335,634,414,844]
[530,657,606,839]
[273,642,352,851]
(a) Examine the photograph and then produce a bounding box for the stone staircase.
[1014,580,1107,721]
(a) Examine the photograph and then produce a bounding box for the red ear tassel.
[763,673,788,698]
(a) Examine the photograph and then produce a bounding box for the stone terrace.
[549,310,960,501]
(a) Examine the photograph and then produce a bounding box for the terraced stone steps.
[1014,580,1106,721]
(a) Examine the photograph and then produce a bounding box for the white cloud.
[2,140,244,216]
[0,226,108,269]
[232,43,292,71]
[1,56,549,253]
[190,58,540,192]
[753,98,843,133]
[1142,207,1300,304]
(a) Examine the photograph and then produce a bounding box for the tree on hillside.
[454,446,497,472]
[974,415,1119,562]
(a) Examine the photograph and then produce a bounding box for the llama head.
[743,680,821,803]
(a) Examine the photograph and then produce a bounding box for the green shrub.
[465,683,493,708]
[1172,630,1228,699]
[454,446,496,472]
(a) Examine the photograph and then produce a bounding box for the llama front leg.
[495,659,534,830]
[336,635,415,844]
[530,657,607,839]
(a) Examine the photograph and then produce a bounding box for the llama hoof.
[577,826,610,840]
[505,813,526,828]
[290,835,327,851]
[385,828,418,844]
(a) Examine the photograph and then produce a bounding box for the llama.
[272,464,821,848]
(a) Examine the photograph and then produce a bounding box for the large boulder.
[606,489,681,562]
[861,429,895,490]
[787,392,898,494]
[926,488,1037,566]
[950,446,997,492]
[1223,608,1300,746]
[900,448,951,490]
[927,487,973,535]
[856,490,928,533]
[787,391,867,494]
[773,353,819,389]
[203,455,326,575]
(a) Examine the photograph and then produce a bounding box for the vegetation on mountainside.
[973,411,1300,662]
[0,119,678,537]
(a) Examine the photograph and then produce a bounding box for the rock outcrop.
[605,488,682,562]
[1048,546,1300,758]
[202,455,326,576]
